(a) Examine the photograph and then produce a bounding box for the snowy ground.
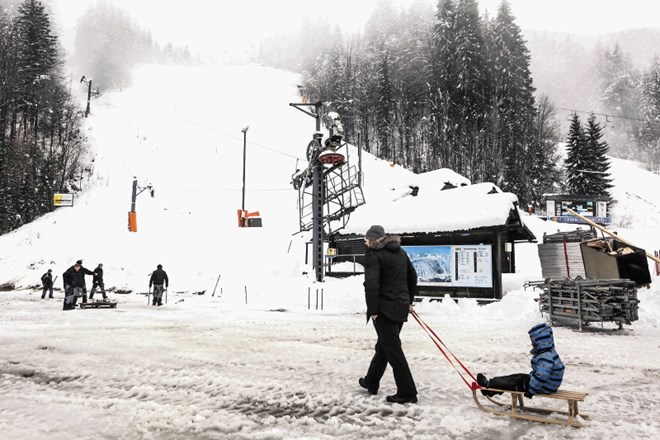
[1,64,660,439]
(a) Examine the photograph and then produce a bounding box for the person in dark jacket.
[149,264,169,306]
[62,260,94,310]
[359,225,419,404]
[477,323,565,398]
[89,263,107,300]
[41,269,54,299]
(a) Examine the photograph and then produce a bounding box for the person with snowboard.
[89,263,107,301]
[41,269,54,299]
[62,260,94,310]
[359,225,419,404]
[477,322,565,398]
[149,264,168,306]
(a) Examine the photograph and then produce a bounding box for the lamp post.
[241,126,249,226]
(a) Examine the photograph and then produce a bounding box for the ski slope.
[1,64,660,439]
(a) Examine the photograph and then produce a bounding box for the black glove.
[524,390,533,399]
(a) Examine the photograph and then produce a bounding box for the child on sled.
[477,323,565,398]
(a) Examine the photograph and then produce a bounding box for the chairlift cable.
[110,95,305,161]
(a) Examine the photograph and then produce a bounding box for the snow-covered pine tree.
[565,113,612,199]
[491,0,536,203]
[0,1,87,235]
[584,113,613,200]
[15,0,59,226]
[564,113,589,195]
[430,0,459,169]
[450,0,490,181]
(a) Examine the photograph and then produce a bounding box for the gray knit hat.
[365,225,385,240]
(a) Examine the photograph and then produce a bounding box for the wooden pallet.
[472,387,588,428]
[79,301,117,309]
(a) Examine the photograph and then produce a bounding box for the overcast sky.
[50,0,660,55]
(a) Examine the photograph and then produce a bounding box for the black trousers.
[364,316,417,397]
[487,373,530,395]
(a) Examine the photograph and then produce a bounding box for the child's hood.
[528,323,555,353]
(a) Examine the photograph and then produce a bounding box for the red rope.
[411,309,480,391]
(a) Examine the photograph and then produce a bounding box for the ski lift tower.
[290,102,365,282]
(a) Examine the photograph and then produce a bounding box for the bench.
[472,387,588,427]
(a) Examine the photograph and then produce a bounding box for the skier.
[359,225,419,404]
[40,269,54,299]
[89,263,107,300]
[477,323,565,398]
[149,264,169,306]
[62,260,94,310]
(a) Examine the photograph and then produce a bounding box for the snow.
[1,63,660,439]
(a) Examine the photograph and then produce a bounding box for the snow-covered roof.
[343,179,521,236]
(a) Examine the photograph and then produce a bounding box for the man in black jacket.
[359,225,419,404]
[89,263,107,301]
[149,264,169,306]
[41,269,54,299]
[62,260,94,310]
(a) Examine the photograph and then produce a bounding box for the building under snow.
[328,169,535,300]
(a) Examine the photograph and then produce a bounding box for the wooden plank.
[472,390,586,428]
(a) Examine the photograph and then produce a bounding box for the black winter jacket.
[63,265,94,288]
[149,269,169,287]
[41,272,53,288]
[93,267,104,284]
[364,235,418,323]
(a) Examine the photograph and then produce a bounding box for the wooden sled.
[79,301,117,309]
[472,387,588,428]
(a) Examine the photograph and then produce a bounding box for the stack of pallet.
[529,278,639,330]
[537,229,595,279]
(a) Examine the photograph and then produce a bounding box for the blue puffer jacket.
[528,323,565,395]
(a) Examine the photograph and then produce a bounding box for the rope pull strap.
[411,309,480,391]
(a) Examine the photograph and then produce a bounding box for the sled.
[79,301,117,309]
[472,387,588,428]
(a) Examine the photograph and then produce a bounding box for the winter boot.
[477,373,496,397]
[359,377,378,395]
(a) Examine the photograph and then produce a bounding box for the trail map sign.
[53,193,74,207]
[403,244,493,288]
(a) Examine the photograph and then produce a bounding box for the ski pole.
[165,287,168,304]
[147,286,151,305]
[212,274,221,297]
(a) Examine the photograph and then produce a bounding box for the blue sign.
[551,216,611,225]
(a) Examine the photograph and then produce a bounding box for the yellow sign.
[53,193,74,207]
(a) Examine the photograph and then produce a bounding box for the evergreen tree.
[0,0,87,235]
[491,0,536,202]
[598,44,642,158]
[430,0,458,169]
[564,114,589,194]
[565,113,613,198]
[584,114,613,199]
[527,95,562,208]
[638,60,660,168]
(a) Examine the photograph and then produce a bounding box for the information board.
[403,244,493,288]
